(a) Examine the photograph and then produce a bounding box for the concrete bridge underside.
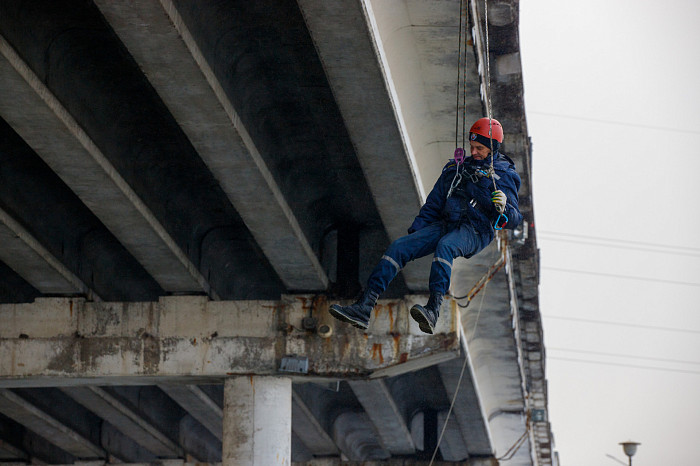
[0,0,550,464]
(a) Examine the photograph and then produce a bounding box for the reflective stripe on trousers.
[366,221,490,296]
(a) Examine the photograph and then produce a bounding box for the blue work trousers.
[366,221,491,296]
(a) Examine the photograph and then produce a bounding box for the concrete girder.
[99,422,157,463]
[347,379,415,455]
[0,439,26,461]
[0,389,104,459]
[93,0,327,291]
[332,411,389,461]
[409,409,468,461]
[456,244,531,464]
[0,35,214,298]
[296,0,433,290]
[178,414,221,463]
[0,207,96,299]
[437,353,493,457]
[158,385,222,442]
[436,410,470,462]
[59,386,182,458]
[0,295,460,386]
[291,389,338,456]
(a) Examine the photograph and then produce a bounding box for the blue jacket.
[408,152,522,241]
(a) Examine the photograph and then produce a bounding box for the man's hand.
[491,190,507,212]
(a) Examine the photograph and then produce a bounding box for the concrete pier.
[223,376,292,465]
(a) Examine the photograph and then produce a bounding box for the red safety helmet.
[469,117,504,143]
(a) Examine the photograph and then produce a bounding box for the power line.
[528,110,700,136]
[538,235,700,258]
[548,347,700,366]
[542,314,700,335]
[542,266,700,288]
[537,230,700,253]
[548,356,700,376]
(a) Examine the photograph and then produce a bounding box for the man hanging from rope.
[328,117,522,334]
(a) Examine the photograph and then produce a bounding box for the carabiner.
[493,212,508,230]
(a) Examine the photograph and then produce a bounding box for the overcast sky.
[519,0,700,465]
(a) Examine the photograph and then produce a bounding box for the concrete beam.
[347,379,414,455]
[158,384,222,441]
[179,414,221,463]
[437,352,493,457]
[297,0,435,290]
[94,0,327,291]
[0,295,460,386]
[332,411,389,461]
[0,439,26,461]
[458,244,531,463]
[0,34,214,298]
[436,410,469,462]
[60,386,182,458]
[291,390,338,456]
[0,389,104,459]
[99,422,157,463]
[0,207,96,299]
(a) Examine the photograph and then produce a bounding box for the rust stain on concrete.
[371,343,383,364]
[391,333,401,355]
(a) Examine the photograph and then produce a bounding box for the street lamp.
[619,440,641,465]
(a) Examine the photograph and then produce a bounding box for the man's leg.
[412,224,490,333]
[366,223,444,295]
[329,223,443,329]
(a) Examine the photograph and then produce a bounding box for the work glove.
[491,190,507,212]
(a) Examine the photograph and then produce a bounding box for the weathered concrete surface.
[0,33,212,297]
[0,295,460,386]
[347,379,414,455]
[223,376,291,466]
[158,384,223,441]
[94,0,328,291]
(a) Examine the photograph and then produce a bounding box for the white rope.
[428,277,490,466]
[483,0,500,198]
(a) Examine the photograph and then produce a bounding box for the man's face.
[469,141,491,161]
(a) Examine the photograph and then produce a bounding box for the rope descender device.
[454,147,465,164]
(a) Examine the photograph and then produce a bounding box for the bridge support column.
[223,376,292,466]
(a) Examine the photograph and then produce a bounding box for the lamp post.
[619,441,641,466]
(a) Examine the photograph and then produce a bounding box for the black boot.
[328,289,379,330]
[410,292,443,334]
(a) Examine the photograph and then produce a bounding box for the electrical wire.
[542,314,700,335]
[538,235,700,258]
[548,347,700,366]
[538,230,700,254]
[541,266,700,288]
[529,110,700,136]
[548,356,700,376]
